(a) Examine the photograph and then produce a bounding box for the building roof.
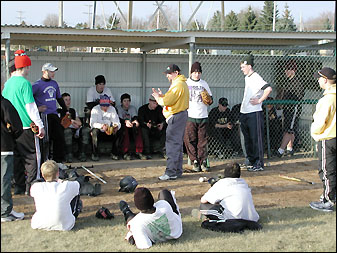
[1,25,336,51]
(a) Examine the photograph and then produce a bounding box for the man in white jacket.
[89,94,121,161]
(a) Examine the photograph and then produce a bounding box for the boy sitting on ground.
[30,160,82,231]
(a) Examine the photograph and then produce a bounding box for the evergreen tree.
[207,10,221,29]
[323,17,332,30]
[241,6,258,31]
[225,10,239,31]
[276,3,296,31]
[107,13,121,28]
[258,1,278,31]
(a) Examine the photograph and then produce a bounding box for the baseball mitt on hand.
[96,206,114,219]
[200,89,212,105]
[61,115,72,128]
[105,124,118,135]
[30,122,39,134]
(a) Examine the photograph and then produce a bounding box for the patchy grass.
[1,206,336,252]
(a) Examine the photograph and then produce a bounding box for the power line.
[16,10,25,24]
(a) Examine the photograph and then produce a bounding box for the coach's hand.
[37,127,45,139]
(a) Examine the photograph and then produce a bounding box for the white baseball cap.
[42,63,58,71]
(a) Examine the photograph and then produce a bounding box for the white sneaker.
[158,174,177,180]
[1,210,24,222]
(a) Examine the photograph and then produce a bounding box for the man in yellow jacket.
[310,67,336,212]
[152,64,189,180]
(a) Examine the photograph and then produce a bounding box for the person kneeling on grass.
[119,187,182,249]
[30,160,82,231]
[199,162,259,222]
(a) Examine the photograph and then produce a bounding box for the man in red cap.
[2,50,45,196]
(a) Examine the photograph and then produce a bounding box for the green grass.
[1,206,336,252]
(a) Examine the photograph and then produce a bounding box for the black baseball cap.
[313,67,336,80]
[219,97,228,106]
[163,64,180,74]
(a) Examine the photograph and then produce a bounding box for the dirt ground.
[13,154,323,220]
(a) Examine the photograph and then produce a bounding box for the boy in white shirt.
[30,160,81,231]
[89,94,121,161]
[184,62,213,172]
[239,54,272,172]
[199,163,259,222]
[119,187,183,249]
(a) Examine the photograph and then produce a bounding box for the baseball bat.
[279,174,315,185]
[81,165,107,184]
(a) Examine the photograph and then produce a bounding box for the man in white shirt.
[199,163,259,222]
[86,75,115,109]
[119,187,183,249]
[184,62,213,172]
[30,160,81,231]
[89,94,121,161]
[239,54,272,172]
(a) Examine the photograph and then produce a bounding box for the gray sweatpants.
[165,110,188,177]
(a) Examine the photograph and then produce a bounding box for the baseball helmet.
[119,176,138,193]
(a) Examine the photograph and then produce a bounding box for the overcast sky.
[1,1,335,28]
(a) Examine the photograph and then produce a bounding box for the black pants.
[91,128,122,156]
[141,127,165,155]
[13,129,41,191]
[240,111,265,167]
[47,114,65,163]
[318,138,336,204]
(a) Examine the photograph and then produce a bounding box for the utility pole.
[221,1,225,31]
[272,1,276,32]
[84,4,93,27]
[84,4,93,52]
[127,1,133,53]
[57,1,63,52]
[16,10,25,24]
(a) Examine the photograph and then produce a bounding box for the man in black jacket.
[1,94,24,222]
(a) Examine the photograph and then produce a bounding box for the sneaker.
[274,150,283,158]
[201,160,210,172]
[158,174,177,180]
[309,201,334,212]
[119,200,136,223]
[136,153,146,160]
[91,154,99,161]
[247,166,264,172]
[119,200,131,214]
[79,153,87,162]
[65,153,73,163]
[146,155,152,160]
[123,153,131,160]
[110,154,119,160]
[287,149,295,156]
[1,210,24,222]
[193,160,201,172]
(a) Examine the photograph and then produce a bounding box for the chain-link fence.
[194,45,336,162]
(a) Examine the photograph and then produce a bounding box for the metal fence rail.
[195,46,336,162]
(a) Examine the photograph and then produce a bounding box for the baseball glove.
[105,124,118,135]
[200,89,212,105]
[30,122,39,134]
[60,115,72,129]
[96,206,114,219]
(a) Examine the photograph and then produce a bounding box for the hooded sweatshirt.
[156,75,189,119]
[311,84,336,141]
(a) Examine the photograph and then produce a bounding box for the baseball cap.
[163,64,180,74]
[219,97,228,107]
[313,67,336,80]
[240,54,254,67]
[42,63,58,72]
[149,95,156,101]
[99,94,111,107]
[14,50,31,69]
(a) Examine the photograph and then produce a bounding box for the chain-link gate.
[194,45,336,163]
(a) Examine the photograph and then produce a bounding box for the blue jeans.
[1,154,14,217]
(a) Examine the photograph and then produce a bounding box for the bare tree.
[302,11,334,31]
[43,13,58,26]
